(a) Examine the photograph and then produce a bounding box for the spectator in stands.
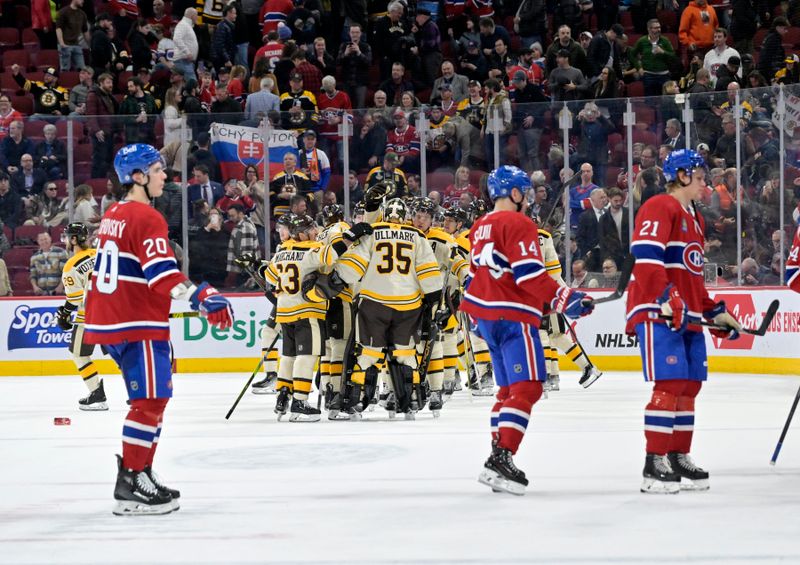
[396,91,421,123]
[442,116,484,167]
[25,182,66,227]
[575,101,613,186]
[714,115,754,167]
[67,68,94,117]
[436,84,459,117]
[351,112,386,171]
[442,166,481,208]
[216,178,255,214]
[515,0,548,48]
[129,19,157,72]
[72,183,100,229]
[173,8,200,82]
[703,28,740,87]
[0,256,9,296]
[715,56,742,91]
[545,25,588,77]
[579,31,593,53]
[386,109,421,174]
[688,68,718,145]
[244,77,281,122]
[586,24,625,81]
[188,164,224,216]
[458,40,489,82]
[298,130,331,196]
[679,0,719,56]
[189,206,229,287]
[512,71,548,171]
[379,62,416,107]
[478,16,511,59]
[0,173,22,229]
[629,19,677,97]
[181,79,208,140]
[432,60,469,104]
[570,259,589,288]
[187,133,222,182]
[370,90,394,129]
[337,23,372,110]
[528,181,553,222]
[120,77,159,144]
[365,152,408,196]
[569,162,599,230]
[291,50,323,97]
[738,257,763,286]
[347,170,364,209]
[0,122,34,176]
[587,257,619,288]
[86,73,119,179]
[663,118,686,150]
[211,4,238,72]
[307,37,336,78]
[211,84,243,120]
[11,66,69,118]
[576,188,608,271]
[271,153,311,217]
[0,96,23,139]
[11,155,47,200]
[56,0,91,71]
[487,38,513,82]
[90,13,116,78]
[730,0,758,55]
[33,0,57,49]
[162,87,184,146]
[598,186,629,268]
[758,17,789,82]
[411,8,443,86]
[30,231,67,296]
[153,169,183,240]
[149,0,175,34]
[100,178,117,215]
[548,49,586,102]
[371,1,408,80]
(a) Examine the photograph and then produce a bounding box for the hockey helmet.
[321,204,344,226]
[61,222,89,245]
[662,148,706,182]
[413,197,438,218]
[383,198,409,223]
[443,206,469,225]
[486,165,531,202]
[277,212,296,227]
[353,202,366,217]
[469,198,489,220]
[289,214,317,238]
[114,143,165,185]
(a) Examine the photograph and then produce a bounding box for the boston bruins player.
[334,198,443,420]
[56,223,106,410]
[534,212,603,391]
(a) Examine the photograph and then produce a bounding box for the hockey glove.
[56,304,75,332]
[550,287,594,319]
[233,252,259,271]
[364,180,396,211]
[190,282,234,330]
[704,301,741,340]
[434,306,452,330]
[657,284,688,333]
[343,222,374,243]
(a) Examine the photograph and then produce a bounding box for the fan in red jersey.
[461,165,594,495]
[84,144,233,516]
[626,148,741,494]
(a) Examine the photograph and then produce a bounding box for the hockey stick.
[590,254,635,305]
[770,383,800,465]
[170,311,200,318]
[459,311,479,401]
[560,314,601,388]
[657,299,779,336]
[225,331,281,420]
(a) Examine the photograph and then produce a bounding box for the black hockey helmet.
[289,214,317,237]
[277,212,296,228]
[443,206,469,225]
[383,198,408,223]
[321,204,344,226]
[469,198,489,220]
[353,202,366,217]
[413,197,437,218]
[62,222,89,245]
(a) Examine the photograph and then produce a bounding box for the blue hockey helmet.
[114,144,165,185]
[662,148,706,182]
[486,165,531,202]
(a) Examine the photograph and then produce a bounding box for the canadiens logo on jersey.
[682,242,704,275]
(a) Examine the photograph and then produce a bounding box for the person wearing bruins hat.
[457,79,487,131]
[774,53,800,85]
[365,150,408,197]
[10,65,69,117]
[279,71,320,132]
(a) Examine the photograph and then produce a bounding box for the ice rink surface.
[1,371,799,565]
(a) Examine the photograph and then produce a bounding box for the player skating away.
[461,165,594,495]
[412,198,468,416]
[84,144,234,516]
[785,224,800,292]
[627,149,742,494]
[56,223,106,411]
[334,198,444,420]
[532,216,603,392]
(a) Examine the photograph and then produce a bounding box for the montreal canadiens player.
[460,165,594,495]
[786,221,800,292]
[627,149,741,494]
[84,144,234,515]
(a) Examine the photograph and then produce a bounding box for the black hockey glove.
[343,222,374,243]
[434,306,451,330]
[234,252,259,271]
[56,304,75,332]
[364,180,396,211]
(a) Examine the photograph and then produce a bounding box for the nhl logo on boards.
[682,242,704,276]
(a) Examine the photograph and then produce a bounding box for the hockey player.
[461,165,594,495]
[55,223,106,411]
[334,198,444,419]
[533,212,603,392]
[84,144,234,516]
[786,224,800,292]
[627,149,741,494]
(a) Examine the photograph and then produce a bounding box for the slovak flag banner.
[209,123,298,181]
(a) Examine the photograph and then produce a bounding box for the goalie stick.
[658,299,779,336]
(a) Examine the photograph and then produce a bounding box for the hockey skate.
[640,453,681,494]
[251,372,277,394]
[113,455,173,516]
[289,399,321,422]
[579,366,602,388]
[473,372,495,397]
[428,390,443,418]
[668,452,710,491]
[478,447,528,495]
[382,391,397,419]
[78,380,108,411]
[327,391,358,421]
[544,374,560,392]
[144,465,181,511]
[442,380,456,403]
[274,388,291,421]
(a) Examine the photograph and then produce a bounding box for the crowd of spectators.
[1,0,800,293]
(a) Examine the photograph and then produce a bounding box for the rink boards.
[0,288,797,376]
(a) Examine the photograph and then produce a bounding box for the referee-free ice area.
[1,371,799,565]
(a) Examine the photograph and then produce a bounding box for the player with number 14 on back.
[84,144,234,516]
[460,165,595,495]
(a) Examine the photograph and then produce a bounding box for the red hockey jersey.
[786,225,800,292]
[318,90,352,141]
[461,210,560,326]
[386,125,420,158]
[626,194,716,334]
[259,0,293,35]
[84,201,186,344]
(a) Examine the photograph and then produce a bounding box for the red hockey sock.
[644,380,684,455]
[670,381,702,454]
[496,380,542,455]
[490,386,509,444]
[122,398,168,471]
